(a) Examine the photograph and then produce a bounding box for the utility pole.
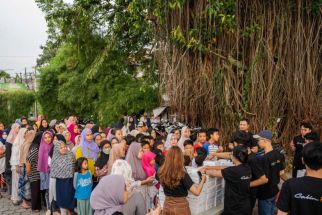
[24,67,27,83]
[34,67,37,119]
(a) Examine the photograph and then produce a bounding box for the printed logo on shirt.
[294,193,319,202]
[240,176,251,180]
[78,178,92,187]
[271,160,280,166]
[295,142,304,146]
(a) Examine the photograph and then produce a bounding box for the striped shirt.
[208,144,219,155]
[203,142,220,155]
[26,147,40,182]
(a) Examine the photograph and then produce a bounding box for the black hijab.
[94,140,111,169]
[29,131,43,151]
[91,124,99,135]
[39,119,49,132]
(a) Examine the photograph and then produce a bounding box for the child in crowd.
[74,157,93,215]
[142,151,158,210]
[183,139,194,161]
[193,129,207,152]
[203,128,223,160]
[193,147,207,167]
[141,141,151,154]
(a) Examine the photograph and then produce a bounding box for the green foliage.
[36,0,158,126]
[0,70,10,83]
[0,91,35,125]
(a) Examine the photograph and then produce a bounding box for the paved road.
[0,192,45,215]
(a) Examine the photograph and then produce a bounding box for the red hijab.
[67,123,79,144]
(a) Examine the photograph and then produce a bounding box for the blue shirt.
[74,171,92,200]
[203,142,220,155]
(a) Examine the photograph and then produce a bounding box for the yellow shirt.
[75,147,96,176]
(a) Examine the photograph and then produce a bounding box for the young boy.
[183,139,194,160]
[203,128,223,160]
[277,142,322,215]
[193,129,207,152]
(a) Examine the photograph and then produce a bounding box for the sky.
[0,0,73,76]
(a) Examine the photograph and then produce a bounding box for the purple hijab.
[90,175,125,215]
[80,128,99,161]
[37,131,54,173]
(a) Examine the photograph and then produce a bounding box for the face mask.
[102,148,110,155]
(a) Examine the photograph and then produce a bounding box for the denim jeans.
[258,196,276,215]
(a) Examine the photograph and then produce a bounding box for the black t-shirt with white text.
[257,149,285,200]
[248,152,265,205]
[162,172,194,197]
[222,164,252,215]
[277,176,322,215]
[292,135,305,169]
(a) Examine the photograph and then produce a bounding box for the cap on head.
[253,130,272,141]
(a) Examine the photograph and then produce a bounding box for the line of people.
[0,117,321,215]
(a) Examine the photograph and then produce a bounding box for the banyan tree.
[151,0,322,145]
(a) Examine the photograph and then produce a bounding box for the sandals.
[21,203,31,209]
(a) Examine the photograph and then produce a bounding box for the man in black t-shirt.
[290,122,312,178]
[210,131,268,212]
[253,130,288,215]
[277,142,322,215]
[230,118,258,153]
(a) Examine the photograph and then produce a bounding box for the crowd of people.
[0,116,321,215]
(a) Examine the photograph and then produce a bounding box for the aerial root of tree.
[155,0,322,149]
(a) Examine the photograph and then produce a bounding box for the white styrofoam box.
[203,159,234,167]
[214,194,224,207]
[159,186,165,207]
[190,206,205,215]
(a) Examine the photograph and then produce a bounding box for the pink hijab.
[141,152,156,177]
[37,131,53,173]
[67,123,79,144]
[6,123,20,144]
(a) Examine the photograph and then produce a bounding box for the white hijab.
[10,128,27,166]
[177,126,189,151]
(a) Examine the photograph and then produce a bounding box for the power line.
[0,55,37,58]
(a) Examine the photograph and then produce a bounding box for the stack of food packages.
[159,160,234,214]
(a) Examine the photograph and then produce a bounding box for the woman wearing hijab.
[38,119,49,132]
[37,131,54,212]
[48,133,66,214]
[125,141,146,181]
[164,133,178,151]
[90,174,128,215]
[95,140,111,181]
[125,140,150,210]
[72,135,81,155]
[10,127,27,205]
[26,131,43,212]
[107,144,125,174]
[5,123,20,196]
[67,123,79,145]
[91,125,100,135]
[63,130,74,151]
[75,128,100,176]
[93,133,103,146]
[177,127,191,151]
[50,140,75,214]
[18,129,36,209]
[111,159,147,215]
